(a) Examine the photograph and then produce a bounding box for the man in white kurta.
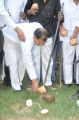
[60,0,79,85]
[2,0,27,91]
[3,22,47,92]
[0,0,25,86]
[18,22,48,92]
[0,0,25,41]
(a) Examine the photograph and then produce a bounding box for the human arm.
[1,15,25,42]
[59,24,68,37]
[71,26,79,39]
[0,0,25,42]
[54,0,61,19]
[19,0,28,20]
[56,0,64,22]
[21,40,38,92]
[69,26,79,46]
[24,0,39,16]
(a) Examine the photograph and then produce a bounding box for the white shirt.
[60,0,79,42]
[3,0,27,65]
[18,22,43,80]
[0,0,16,29]
[4,0,27,23]
[2,0,27,44]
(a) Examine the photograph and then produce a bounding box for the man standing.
[21,0,61,86]
[2,0,27,91]
[60,0,79,86]
[0,0,25,85]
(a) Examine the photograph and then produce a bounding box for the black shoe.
[73,79,76,84]
[21,85,26,90]
[3,66,11,86]
[3,77,11,86]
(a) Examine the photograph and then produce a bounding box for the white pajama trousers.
[4,36,25,90]
[62,42,79,84]
[33,37,53,86]
[9,59,25,90]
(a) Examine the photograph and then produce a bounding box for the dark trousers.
[0,30,11,85]
[0,30,4,75]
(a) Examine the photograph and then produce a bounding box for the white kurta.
[3,0,27,44]
[2,0,27,90]
[60,0,79,42]
[18,22,43,80]
[0,0,16,29]
[18,22,53,86]
[60,0,79,84]
[3,0,27,65]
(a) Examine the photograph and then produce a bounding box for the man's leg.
[76,44,79,84]
[3,65,11,86]
[33,37,53,86]
[0,30,4,80]
[62,42,75,85]
[9,61,21,91]
[18,58,25,86]
[42,37,53,86]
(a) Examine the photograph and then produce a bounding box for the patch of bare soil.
[11,103,29,114]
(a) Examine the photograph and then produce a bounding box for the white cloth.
[4,0,27,23]
[0,0,16,29]
[18,22,53,86]
[3,0,27,44]
[18,22,52,86]
[3,0,27,64]
[33,37,53,86]
[62,42,79,84]
[2,0,27,90]
[18,22,43,80]
[60,0,79,42]
[4,22,43,89]
[9,58,25,90]
[60,0,79,84]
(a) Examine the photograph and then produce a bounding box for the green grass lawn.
[0,80,79,120]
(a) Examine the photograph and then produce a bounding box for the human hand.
[30,3,39,15]
[69,36,77,46]
[58,12,64,21]
[59,25,68,37]
[72,26,79,38]
[19,12,27,20]
[14,27,25,42]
